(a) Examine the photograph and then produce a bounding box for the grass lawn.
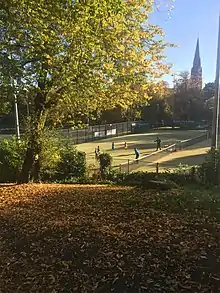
[1,184,220,292]
[76,129,206,168]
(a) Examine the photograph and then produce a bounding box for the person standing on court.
[155,137,161,151]
[134,147,140,160]
[95,148,99,160]
[112,142,115,150]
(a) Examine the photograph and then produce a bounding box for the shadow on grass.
[159,153,206,168]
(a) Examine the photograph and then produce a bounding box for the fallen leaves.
[0,184,220,292]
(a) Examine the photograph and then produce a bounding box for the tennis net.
[179,132,209,149]
[117,131,209,173]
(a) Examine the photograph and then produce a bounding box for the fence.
[58,121,134,144]
[114,131,210,174]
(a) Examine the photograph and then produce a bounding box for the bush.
[105,169,156,186]
[98,153,112,178]
[56,147,86,181]
[0,131,87,183]
[104,168,127,183]
[0,138,27,183]
[163,164,196,185]
[198,149,220,185]
[33,130,87,182]
[39,131,62,181]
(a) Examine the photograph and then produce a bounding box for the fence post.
[119,164,122,172]
[156,163,159,176]
[76,129,79,144]
[128,159,130,174]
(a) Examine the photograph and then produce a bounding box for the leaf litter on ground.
[0,184,220,292]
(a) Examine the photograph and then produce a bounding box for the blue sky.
[150,0,220,86]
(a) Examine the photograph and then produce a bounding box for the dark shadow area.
[1,185,220,292]
[159,153,206,168]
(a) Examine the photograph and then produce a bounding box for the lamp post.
[211,14,220,149]
[172,73,176,121]
[14,92,20,140]
[11,77,20,141]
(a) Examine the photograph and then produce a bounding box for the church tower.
[190,38,202,89]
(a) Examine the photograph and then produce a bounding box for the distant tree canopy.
[141,81,172,124]
[0,0,174,182]
[172,72,213,122]
[203,82,215,100]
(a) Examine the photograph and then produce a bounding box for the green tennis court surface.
[135,139,210,172]
[76,129,207,168]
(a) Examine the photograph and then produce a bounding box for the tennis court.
[76,129,207,168]
[134,138,211,172]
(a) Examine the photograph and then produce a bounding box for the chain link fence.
[58,121,134,144]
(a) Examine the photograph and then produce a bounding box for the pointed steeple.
[193,38,201,69]
[190,37,202,89]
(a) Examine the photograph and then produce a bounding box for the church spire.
[193,38,201,69]
[191,37,202,89]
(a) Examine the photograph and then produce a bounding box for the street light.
[11,77,20,141]
[211,14,220,149]
[14,92,20,140]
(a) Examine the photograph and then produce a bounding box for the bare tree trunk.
[18,91,47,183]
[18,128,43,183]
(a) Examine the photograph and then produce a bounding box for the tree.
[173,71,206,121]
[141,81,172,124]
[203,82,215,100]
[1,0,173,182]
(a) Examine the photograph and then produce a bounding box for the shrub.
[198,149,220,185]
[0,138,27,182]
[163,164,196,185]
[39,130,62,181]
[105,169,156,186]
[98,153,112,178]
[33,130,87,182]
[56,146,86,180]
[104,168,127,183]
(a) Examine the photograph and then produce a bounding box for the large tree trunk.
[18,91,47,183]
[18,133,43,183]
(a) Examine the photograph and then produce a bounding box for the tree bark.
[18,130,43,183]
[18,145,36,183]
[18,91,47,183]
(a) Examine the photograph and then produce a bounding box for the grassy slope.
[0,184,220,293]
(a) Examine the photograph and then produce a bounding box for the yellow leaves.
[2,0,173,125]
[44,35,49,42]
[103,63,114,70]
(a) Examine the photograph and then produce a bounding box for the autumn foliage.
[0,184,220,292]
